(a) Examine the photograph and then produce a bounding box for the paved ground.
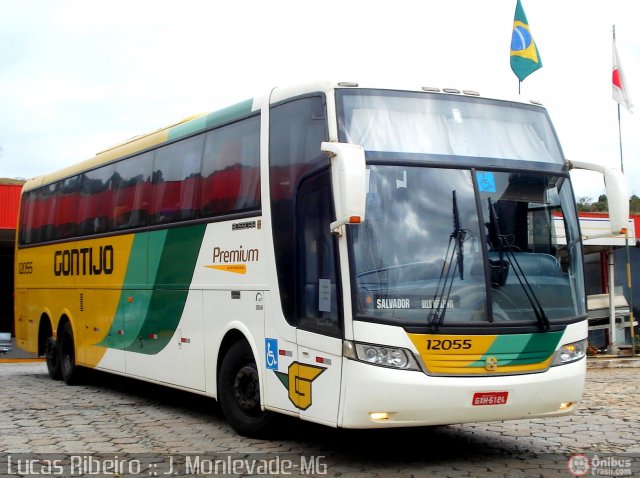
[0,362,638,477]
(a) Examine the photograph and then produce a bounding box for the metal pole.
[614,26,624,173]
[614,24,633,354]
[625,231,636,356]
[608,250,618,355]
[617,104,624,173]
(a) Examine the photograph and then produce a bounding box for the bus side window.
[296,171,342,338]
[78,165,114,236]
[18,190,36,245]
[30,190,44,243]
[38,183,58,243]
[151,135,204,225]
[200,115,260,217]
[112,153,153,230]
[55,176,79,239]
[269,96,328,325]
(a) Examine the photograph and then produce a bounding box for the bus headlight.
[344,341,420,371]
[551,339,587,366]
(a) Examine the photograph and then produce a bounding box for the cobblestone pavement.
[0,362,638,477]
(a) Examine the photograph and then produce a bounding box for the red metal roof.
[0,184,22,230]
[577,211,640,242]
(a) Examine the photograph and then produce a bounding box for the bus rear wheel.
[45,336,61,380]
[59,322,82,385]
[219,341,275,437]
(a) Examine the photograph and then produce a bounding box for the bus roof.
[22,81,546,193]
[23,98,258,192]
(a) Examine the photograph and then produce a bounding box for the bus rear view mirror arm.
[322,142,367,235]
[567,159,629,237]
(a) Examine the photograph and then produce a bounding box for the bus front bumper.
[338,357,585,428]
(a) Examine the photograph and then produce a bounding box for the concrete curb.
[0,358,45,363]
[587,357,640,369]
[0,337,40,361]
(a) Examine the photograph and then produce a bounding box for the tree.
[576,195,640,214]
[577,196,594,212]
[592,195,608,212]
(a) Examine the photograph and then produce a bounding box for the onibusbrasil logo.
[568,453,633,477]
[568,454,590,476]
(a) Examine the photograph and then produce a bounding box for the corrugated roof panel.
[0,184,22,230]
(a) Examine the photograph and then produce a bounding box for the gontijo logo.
[275,362,326,410]
[54,245,114,276]
[205,245,259,275]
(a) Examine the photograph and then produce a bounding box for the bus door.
[293,172,343,426]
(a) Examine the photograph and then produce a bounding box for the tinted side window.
[36,183,58,243]
[113,153,153,230]
[297,172,341,337]
[151,135,204,224]
[200,116,260,217]
[55,177,79,239]
[269,96,328,324]
[78,165,114,236]
[18,190,36,245]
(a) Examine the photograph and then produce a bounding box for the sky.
[1,0,638,202]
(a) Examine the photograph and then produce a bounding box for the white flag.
[612,38,633,112]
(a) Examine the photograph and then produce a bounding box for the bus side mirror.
[321,142,367,235]
[568,160,629,236]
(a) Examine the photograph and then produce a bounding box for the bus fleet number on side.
[425,339,472,350]
[18,262,33,274]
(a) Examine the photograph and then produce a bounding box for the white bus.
[15,81,628,436]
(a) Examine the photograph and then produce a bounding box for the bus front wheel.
[218,341,275,437]
[59,322,81,385]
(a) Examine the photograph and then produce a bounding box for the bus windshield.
[347,166,585,328]
[337,89,564,164]
[337,89,584,328]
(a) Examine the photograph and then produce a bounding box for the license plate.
[472,391,508,406]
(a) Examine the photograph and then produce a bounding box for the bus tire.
[218,340,275,437]
[59,322,82,386]
[45,336,62,380]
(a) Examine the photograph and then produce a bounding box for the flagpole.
[617,103,624,173]
[613,24,636,356]
[625,231,636,357]
[614,25,624,173]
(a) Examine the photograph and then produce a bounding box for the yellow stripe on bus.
[205,264,247,274]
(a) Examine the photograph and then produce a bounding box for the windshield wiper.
[430,191,466,330]
[487,198,550,330]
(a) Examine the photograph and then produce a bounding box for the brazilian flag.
[510,0,542,82]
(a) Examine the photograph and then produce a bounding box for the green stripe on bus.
[469,331,563,368]
[167,115,208,141]
[168,99,254,141]
[98,232,161,350]
[119,230,168,349]
[99,225,205,354]
[147,229,169,286]
[507,330,563,365]
[124,224,206,354]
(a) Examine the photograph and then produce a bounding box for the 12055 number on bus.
[425,339,472,350]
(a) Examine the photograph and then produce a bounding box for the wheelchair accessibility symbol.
[265,338,278,370]
[476,171,497,193]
